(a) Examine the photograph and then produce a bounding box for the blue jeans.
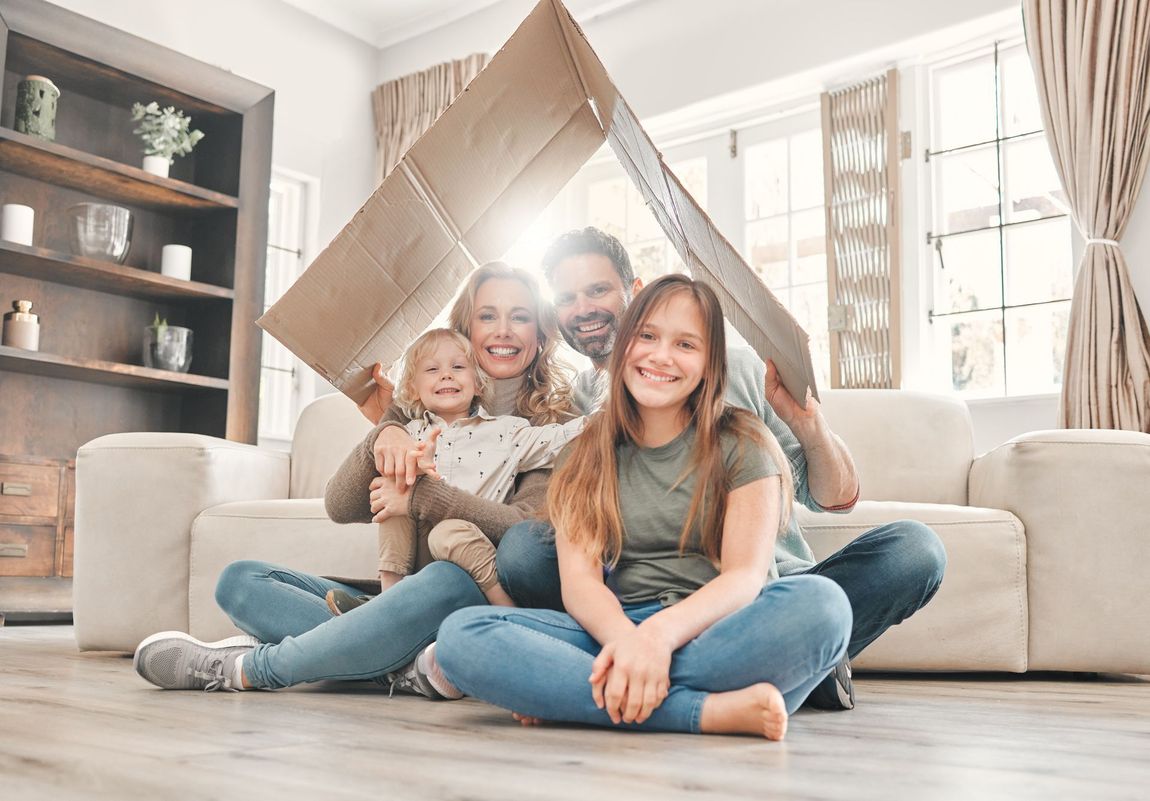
[496,518,946,662]
[437,575,852,732]
[214,559,487,689]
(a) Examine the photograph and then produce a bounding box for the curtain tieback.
[1085,238,1121,247]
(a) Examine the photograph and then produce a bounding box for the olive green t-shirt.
[608,422,778,607]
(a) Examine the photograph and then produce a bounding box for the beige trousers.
[377,517,499,591]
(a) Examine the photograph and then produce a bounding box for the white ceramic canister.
[2,300,41,351]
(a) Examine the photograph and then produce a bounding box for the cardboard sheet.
[258,0,817,407]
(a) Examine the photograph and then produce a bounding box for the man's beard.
[562,312,618,360]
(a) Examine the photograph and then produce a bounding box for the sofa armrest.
[969,428,1150,673]
[73,433,290,652]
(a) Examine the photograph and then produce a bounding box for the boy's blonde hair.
[394,328,489,419]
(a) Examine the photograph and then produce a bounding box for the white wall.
[50,0,379,247]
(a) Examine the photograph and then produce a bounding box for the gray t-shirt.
[609,423,778,607]
[573,343,821,577]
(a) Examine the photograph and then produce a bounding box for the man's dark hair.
[541,226,634,287]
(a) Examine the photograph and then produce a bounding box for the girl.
[435,275,852,739]
[360,327,585,606]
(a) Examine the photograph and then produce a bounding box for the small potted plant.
[130,102,205,178]
[143,312,194,373]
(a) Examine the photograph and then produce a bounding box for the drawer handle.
[1,482,32,497]
[0,544,29,558]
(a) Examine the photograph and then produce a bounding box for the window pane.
[745,138,788,219]
[1004,217,1074,306]
[630,239,667,284]
[588,177,627,243]
[933,147,1000,234]
[1005,301,1069,395]
[947,309,1005,396]
[934,228,1003,313]
[792,208,826,285]
[746,215,789,289]
[932,54,997,150]
[670,157,708,210]
[1003,136,1067,223]
[791,282,830,389]
[1000,45,1045,137]
[790,129,824,210]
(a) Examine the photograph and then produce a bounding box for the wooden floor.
[3,625,1149,801]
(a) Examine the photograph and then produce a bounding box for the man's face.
[550,253,631,363]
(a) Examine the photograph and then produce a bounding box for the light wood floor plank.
[2,625,1148,801]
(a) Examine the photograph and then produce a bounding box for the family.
[133,227,946,740]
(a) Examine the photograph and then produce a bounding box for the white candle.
[1,204,35,246]
[161,244,193,280]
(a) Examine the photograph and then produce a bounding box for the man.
[495,226,946,710]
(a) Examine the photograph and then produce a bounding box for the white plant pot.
[142,155,170,178]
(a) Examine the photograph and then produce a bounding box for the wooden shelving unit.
[0,0,273,616]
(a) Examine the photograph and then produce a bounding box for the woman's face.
[469,277,541,380]
[622,293,707,417]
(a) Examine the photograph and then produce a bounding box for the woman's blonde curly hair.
[448,262,576,424]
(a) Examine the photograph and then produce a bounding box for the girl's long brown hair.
[547,274,793,567]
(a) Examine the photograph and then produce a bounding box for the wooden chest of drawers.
[0,454,75,620]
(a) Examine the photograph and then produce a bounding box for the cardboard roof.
[258,0,817,407]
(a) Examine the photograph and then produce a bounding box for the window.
[743,126,830,388]
[584,156,709,284]
[926,41,1072,398]
[259,169,318,445]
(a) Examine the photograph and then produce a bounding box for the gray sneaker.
[805,656,856,711]
[134,631,258,691]
[382,643,462,701]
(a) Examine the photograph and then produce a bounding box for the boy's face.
[549,253,634,364]
[414,339,477,420]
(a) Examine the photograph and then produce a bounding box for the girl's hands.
[589,626,672,725]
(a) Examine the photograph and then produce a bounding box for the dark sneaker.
[325,589,373,616]
[382,643,463,701]
[805,656,856,710]
[133,631,257,691]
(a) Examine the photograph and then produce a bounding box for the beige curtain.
[372,53,489,183]
[1023,0,1150,431]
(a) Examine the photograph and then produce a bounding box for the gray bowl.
[68,203,133,263]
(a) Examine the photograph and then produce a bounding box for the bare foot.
[484,583,517,608]
[512,712,544,727]
[699,683,788,741]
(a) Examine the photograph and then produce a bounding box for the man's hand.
[357,362,395,425]
[589,627,672,725]
[369,475,410,522]
[764,358,820,429]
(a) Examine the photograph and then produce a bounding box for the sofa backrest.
[817,389,974,505]
[290,392,373,499]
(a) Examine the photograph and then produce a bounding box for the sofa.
[73,389,1150,674]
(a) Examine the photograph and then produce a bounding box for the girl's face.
[469,277,541,380]
[622,293,708,418]
[413,338,477,421]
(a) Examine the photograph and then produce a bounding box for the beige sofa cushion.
[798,501,1027,672]
[188,498,376,641]
[819,390,975,505]
[290,393,373,500]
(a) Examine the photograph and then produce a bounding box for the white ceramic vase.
[142,155,170,178]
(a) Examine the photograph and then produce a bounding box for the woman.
[133,263,578,695]
[436,275,852,739]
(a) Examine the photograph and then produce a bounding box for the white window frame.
[904,31,1080,402]
[258,166,321,449]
